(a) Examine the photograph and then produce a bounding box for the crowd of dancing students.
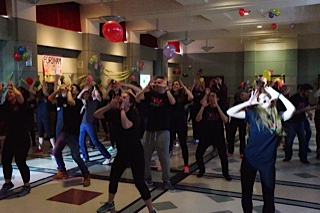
[2,74,320,213]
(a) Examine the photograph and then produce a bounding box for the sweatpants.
[142,130,171,182]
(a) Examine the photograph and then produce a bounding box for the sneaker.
[102,158,111,165]
[145,179,153,186]
[226,152,233,157]
[33,148,43,153]
[300,159,310,164]
[163,181,175,192]
[197,171,205,178]
[17,185,31,197]
[150,209,157,213]
[283,158,291,162]
[223,174,232,181]
[97,201,115,213]
[183,165,190,174]
[0,182,14,195]
[307,147,312,153]
[193,139,199,143]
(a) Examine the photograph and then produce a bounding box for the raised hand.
[248,89,260,106]
[264,86,279,101]
[109,96,120,109]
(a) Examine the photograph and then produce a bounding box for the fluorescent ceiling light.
[257,25,262,28]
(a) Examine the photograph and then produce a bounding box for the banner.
[42,55,63,75]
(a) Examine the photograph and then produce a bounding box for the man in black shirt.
[136,76,176,191]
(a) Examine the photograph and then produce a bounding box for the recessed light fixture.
[257,25,262,28]
[1,15,9,18]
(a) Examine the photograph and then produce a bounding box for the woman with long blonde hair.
[227,86,295,213]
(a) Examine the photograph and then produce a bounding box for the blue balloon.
[18,46,26,54]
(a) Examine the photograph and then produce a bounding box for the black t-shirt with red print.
[143,90,171,131]
[289,93,309,122]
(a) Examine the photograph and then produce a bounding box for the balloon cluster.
[239,8,250,17]
[269,8,280,18]
[271,23,277,30]
[163,44,176,60]
[102,21,124,43]
[196,68,203,76]
[88,55,103,86]
[263,69,272,80]
[172,68,179,74]
[13,46,29,61]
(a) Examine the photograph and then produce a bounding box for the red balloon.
[239,8,245,17]
[102,21,124,42]
[26,77,33,85]
[271,23,277,30]
[13,52,21,61]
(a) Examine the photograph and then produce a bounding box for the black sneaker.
[283,158,291,162]
[0,182,14,195]
[145,179,153,186]
[300,159,310,164]
[197,171,205,178]
[316,154,320,160]
[307,147,312,153]
[17,186,31,197]
[163,181,175,192]
[223,174,232,181]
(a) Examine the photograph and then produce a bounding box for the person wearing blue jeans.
[78,86,111,164]
[227,86,295,213]
[49,83,90,187]
[283,84,313,164]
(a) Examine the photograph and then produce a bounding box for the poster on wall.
[42,55,63,75]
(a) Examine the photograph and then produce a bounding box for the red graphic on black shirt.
[150,97,164,107]
[298,102,305,109]
[207,112,220,120]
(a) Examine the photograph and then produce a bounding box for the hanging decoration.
[238,8,250,17]
[290,23,295,30]
[182,73,189,78]
[163,44,176,60]
[196,68,203,76]
[102,21,124,42]
[199,77,204,83]
[271,23,277,30]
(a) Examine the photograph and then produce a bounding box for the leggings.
[108,146,151,201]
[170,125,188,166]
[241,158,275,213]
[1,135,30,183]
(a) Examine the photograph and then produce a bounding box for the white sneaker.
[102,158,111,165]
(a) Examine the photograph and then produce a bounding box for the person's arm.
[94,96,119,119]
[119,103,133,129]
[66,85,75,106]
[166,89,176,105]
[8,81,24,104]
[180,80,193,101]
[196,95,209,122]
[215,101,228,123]
[265,86,295,121]
[0,82,4,103]
[227,90,259,119]
[48,86,61,104]
[42,81,49,97]
[92,87,102,102]
[77,86,89,100]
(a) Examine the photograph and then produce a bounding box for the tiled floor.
[0,122,320,213]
